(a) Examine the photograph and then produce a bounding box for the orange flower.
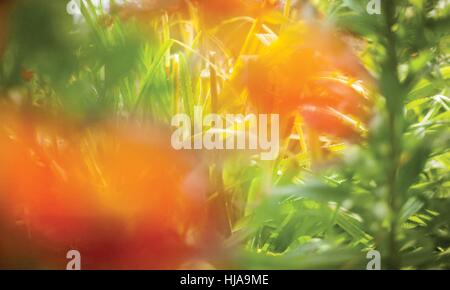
[0,109,210,269]
[243,24,372,139]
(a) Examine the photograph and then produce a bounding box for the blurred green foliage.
[246,0,448,269]
[227,0,450,269]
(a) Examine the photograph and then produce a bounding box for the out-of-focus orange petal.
[302,78,372,121]
[0,109,210,269]
[299,106,361,140]
[243,24,372,139]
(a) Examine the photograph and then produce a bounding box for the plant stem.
[383,1,403,269]
[209,51,232,237]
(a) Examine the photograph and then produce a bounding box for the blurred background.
[0,0,449,269]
